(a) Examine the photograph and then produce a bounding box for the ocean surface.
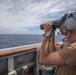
[0,34,65,49]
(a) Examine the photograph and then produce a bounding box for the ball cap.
[60,11,76,24]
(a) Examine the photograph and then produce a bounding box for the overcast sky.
[0,0,76,34]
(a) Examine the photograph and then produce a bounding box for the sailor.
[39,11,76,75]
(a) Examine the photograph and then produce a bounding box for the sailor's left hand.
[44,22,53,33]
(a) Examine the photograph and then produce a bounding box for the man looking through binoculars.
[39,11,76,75]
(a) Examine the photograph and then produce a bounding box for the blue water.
[0,34,65,49]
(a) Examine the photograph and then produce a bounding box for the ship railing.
[0,43,41,75]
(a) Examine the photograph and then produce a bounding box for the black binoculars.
[40,20,61,30]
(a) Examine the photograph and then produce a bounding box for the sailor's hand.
[44,22,53,33]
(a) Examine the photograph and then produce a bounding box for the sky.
[0,0,76,34]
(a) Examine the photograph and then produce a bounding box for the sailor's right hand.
[44,22,53,33]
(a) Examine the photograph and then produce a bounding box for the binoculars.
[40,20,61,30]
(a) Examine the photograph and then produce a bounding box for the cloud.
[0,0,76,34]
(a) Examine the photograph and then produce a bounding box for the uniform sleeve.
[55,43,63,51]
[57,43,76,67]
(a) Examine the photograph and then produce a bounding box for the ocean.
[0,34,65,49]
